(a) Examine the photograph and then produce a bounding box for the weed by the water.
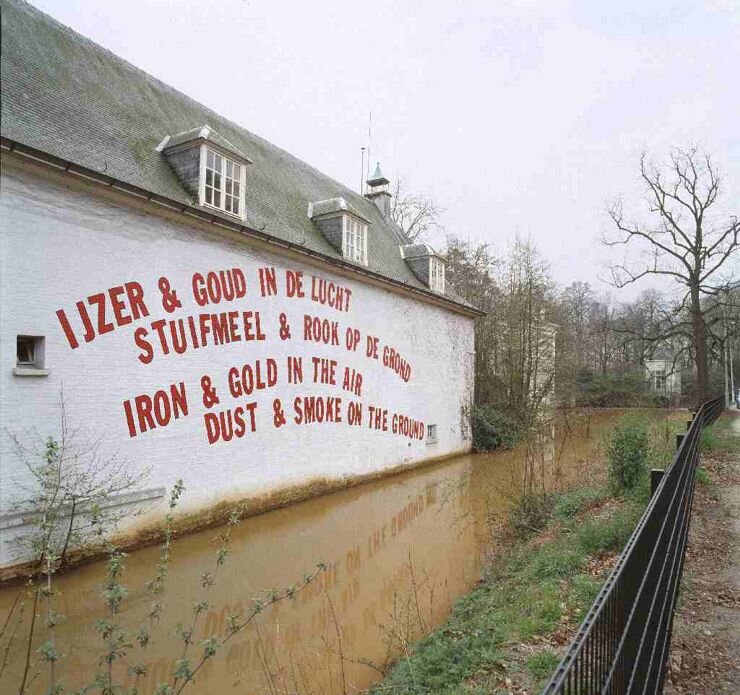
[525,543,585,580]
[471,405,522,452]
[574,505,640,556]
[508,493,554,537]
[607,416,650,493]
[376,592,505,693]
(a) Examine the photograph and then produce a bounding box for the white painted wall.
[645,359,681,396]
[0,159,475,567]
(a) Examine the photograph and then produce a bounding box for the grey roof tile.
[163,125,252,163]
[310,197,370,222]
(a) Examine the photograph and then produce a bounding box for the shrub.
[606,417,650,492]
[472,405,521,452]
[575,508,638,556]
[508,493,553,537]
[574,368,653,407]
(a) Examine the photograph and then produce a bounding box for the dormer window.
[309,198,371,265]
[160,125,252,222]
[204,149,244,217]
[430,256,445,293]
[401,244,447,295]
[343,216,368,265]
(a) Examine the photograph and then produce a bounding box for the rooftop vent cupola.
[365,162,391,218]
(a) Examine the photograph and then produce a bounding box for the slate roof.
[402,243,443,260]
[0,0,478,314]
[310,197,370,223]
[163,125,252,163]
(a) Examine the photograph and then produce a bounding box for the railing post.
[650,469,665,497]
[676,433,685,449]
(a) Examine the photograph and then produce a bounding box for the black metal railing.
[541,396,724,695]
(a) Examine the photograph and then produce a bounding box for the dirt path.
[666,412,740,695]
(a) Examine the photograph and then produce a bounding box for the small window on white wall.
[653,368,666,391]
[17,337,36,366]
[429,256,445,293]
[203,148,245,218]
[426,423,438,444]
[343,215,368,265]
[14,336,48,376]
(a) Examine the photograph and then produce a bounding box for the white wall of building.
[645,359,681,397]
[0,159,475,567]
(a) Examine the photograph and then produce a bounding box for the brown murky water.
[0,409,684,694]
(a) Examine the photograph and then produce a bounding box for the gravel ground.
[665,412,740,695]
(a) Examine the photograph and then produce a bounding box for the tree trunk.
[690,285,710,404]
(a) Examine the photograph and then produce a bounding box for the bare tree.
[390,178,445,242]
[447,235,556,421]
[561,281,595,370]
[444,236,500,405]
[605,147,739,402]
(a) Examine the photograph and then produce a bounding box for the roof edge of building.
[2,137,484,318]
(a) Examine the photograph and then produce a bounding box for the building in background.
[645,350,682,401]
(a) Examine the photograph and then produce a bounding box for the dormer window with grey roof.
[309,198,369,266]
[402,244,447,295]
[343,215,367,264]
[159,125,252,221]
[429,255,445,293]
[204,149,243,216]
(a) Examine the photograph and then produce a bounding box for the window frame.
[429,256,445,293]
[426,423,438,444]
[16,336,36,366]
[342,214,368,266]
[14,335,48,377]
[199,145,246,220]
[653,368,667,391]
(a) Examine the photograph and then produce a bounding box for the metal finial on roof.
[367,162,390,186]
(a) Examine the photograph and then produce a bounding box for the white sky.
[29,0,740,298]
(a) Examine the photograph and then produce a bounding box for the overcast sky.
[30,0,740,299]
